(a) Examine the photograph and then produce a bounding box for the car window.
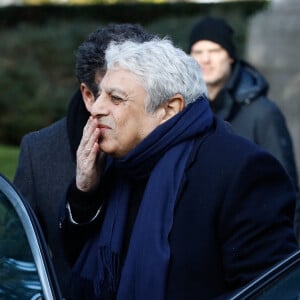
[0,174,62,299]
[229,249,300,300]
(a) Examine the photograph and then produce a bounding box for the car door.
[0,173,62,299]
[228,247,300,300]
[230,250,300,300]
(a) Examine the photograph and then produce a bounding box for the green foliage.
[0,2,268,146]
[0,20,105,144]
[0,144,20,181]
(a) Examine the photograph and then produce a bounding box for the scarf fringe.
[94,246,121,298]
[71,246,120,299]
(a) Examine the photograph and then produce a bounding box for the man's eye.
[111,95,124,104]
[192,51,202,55]
[210,49,221,54]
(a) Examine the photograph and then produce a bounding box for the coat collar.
[211,60,269,121]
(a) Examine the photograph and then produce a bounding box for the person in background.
[188,16,299,187]
[61,37,298,300]
[13,23,155,299]
[188,16,300,238]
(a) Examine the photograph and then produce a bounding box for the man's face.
[91,68,163,157]
[190,40,233,88]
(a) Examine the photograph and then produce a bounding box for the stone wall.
[246,0,300,185]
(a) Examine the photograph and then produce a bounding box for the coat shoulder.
[21,117,68,146]
[19,117,72,166]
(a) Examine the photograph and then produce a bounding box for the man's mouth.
[98,124,111,130]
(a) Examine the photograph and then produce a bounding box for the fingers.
[76,116,103,192]
[79,116,100,156]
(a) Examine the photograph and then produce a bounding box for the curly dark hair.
[75,23,155,97]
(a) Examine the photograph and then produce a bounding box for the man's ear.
[80,83,95,113]
[160,94,185,123]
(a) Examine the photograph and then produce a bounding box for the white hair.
[105,37,207,113]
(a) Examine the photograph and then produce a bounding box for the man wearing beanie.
[189,16,300,239]
[189,17,300,214]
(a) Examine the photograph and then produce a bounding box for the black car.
[0,173,62,299]
[0,172,300,300]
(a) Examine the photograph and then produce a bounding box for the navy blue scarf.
[71,96,213,299]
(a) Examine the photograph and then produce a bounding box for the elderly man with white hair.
[61,37,298,300]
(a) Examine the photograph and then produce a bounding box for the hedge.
[0,1,268,145]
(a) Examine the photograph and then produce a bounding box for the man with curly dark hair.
[13,23,155,299]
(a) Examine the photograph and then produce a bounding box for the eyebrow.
[105,87,129,98]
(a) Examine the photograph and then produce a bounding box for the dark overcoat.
[213,60,298,188]
[166,118,298,299]
[13,90,86,299]
[63,117,299,299]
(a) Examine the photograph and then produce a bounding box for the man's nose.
[201,52,210,63]
[90,94,109,117]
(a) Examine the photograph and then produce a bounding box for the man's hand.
[76,116,106,192]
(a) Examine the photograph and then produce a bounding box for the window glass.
[248,262,300,299]
[0,189,43,299]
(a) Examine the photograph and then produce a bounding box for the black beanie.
[188,16,236,59]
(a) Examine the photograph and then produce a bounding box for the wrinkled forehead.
[100,67,145,95]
